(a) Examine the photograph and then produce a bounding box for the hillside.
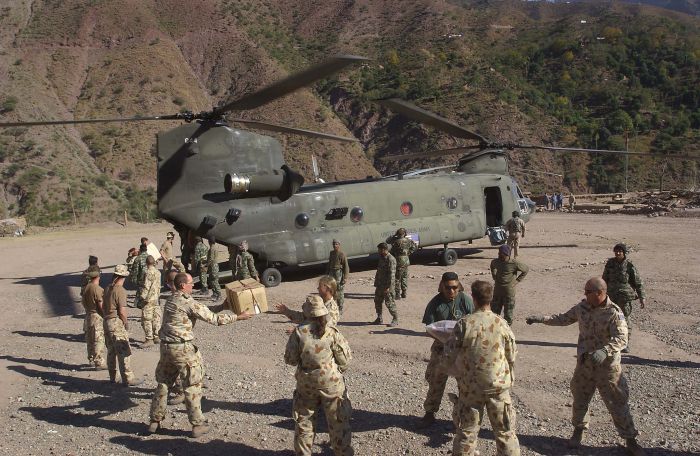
[0,0,698,226]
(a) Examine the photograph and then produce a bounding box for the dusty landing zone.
[0,213,698,456]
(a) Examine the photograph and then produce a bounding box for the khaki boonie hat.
[114,264,130,277]
[304,295,328,318]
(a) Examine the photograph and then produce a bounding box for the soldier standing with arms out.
[277,276,341,326]
[504,211,526,258]
[192,236,208,295]
[80,255,100,297]
[82,269,106,369]
[419,272,474,428]
[147,273,252,438]
[235,240,259,281]
[326,240,349,314]
[372,243,398,327]
[490,244,528,326]
[603,243,645,353]
[206,236,222,301]
[103,265,143,386]
[387,228,417,299]
[446,280,520,456]
[284,296,353,456]
[140,256,161,348]
[526,277,645,455]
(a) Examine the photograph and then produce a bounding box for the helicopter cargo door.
[484,186,503,227]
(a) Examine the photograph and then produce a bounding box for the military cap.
[88,255,98,265]
[87,269,100,279]
[441,271,459,282]
[114,264,130,277]
[613,243,628,254]
[499,244,512,256]
[512,210,519,217]
[304,295,328,318]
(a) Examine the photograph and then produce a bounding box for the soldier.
[569,193,576,212]
[372,243,398,327]
[387,228,417,299]
[81,269,106,369]
[147,273,252,438]
[228,244,239,279]
[284,295,353,456]
[446,280,520,456]
[170,258,186,273]
[159,231,175,273]
[276,276,341,326]
[125,247,138,290]
[102,265,143,386]
[132,244,149,306]
[80,255,100,297]
[419,272,474,428]
[326,239,349,313]
[603,243,645,353]
[206,236,222,301]
[504,211,526,257]
[490,244,529,326]
[526,277,645,455]
[192,236,208,295]
[162,270,185,406]
[234,240,259,281]
[140,255,161,347]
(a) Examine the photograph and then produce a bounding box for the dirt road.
[0,213,698,455]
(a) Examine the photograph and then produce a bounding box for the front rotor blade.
[214,55,367,115]
[516,144,700,161]
[378,98,490,144]
[0,114,186,128]
[511,167,564,177]
[377,145,482,162]
[231,119,359,142]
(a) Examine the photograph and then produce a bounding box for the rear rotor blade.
[511,167,564,177]
[214,55,367,115]
[377,145,482,162]
[378,98,490,144]
[0,114,187,128]
[231,119,359,142]
[515,143,700,161]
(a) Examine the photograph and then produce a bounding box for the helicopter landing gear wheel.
[439,248,458,266]
[261,267,282,288]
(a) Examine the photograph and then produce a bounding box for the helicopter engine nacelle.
[224,165,304,201]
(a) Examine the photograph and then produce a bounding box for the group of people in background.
[545,192,576,211]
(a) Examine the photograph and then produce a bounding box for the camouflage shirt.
[159,291,237,343]
[284,322,352,396]
[207,245,218,268]
[82,282,103,316]
[140,265,161,304]
[193,241,208,265]
[235,251,258,280]
[374,253,396,289]
[133,252,149,285]
[388,236,417,267]
[446,309,517,394]
[543,297,628,364]
[602,257,645,302]
[287,298,340,326]
[490,257,529,298]
[326,250,349,277]
[505,217,525,236]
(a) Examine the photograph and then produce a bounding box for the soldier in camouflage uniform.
[445,280,520,456]
[125,247,138,290]
[490,244,528,325]
[81,269,106,369]
[372,243,398,327]
[132,244,149,306]
[526,277,645,455]
[284,295,353,456]
[80,255,100,297]
[102,265,143,386]
[206,236,222,301]
[140,256,162,347]
[228,244,239,278]
[192,236,208,294]
[602,243,645,353]
[419,272,474,428]
[147,273,252,438]
[387,228,417,299]
[504,211,526,258]
[326,240,349,313]
[277,277,341,326]
[159,232,175,278]
[234,240,259,281]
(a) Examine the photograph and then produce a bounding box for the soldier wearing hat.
[234,240,259,281]
[386,228,417,299]
[372,242,398,327]
[490,244,528,325]
[602,243,646,353]
[102,265,143,386]
[132,244,150,304]
[276,276,341,327]
[80,255,100,297]
[504,210,526,257]
[159,232,175,273]
[140,255,161,347]
[419,271,474,428]
[326,239,349,313]
[192,236,208,295]
[284,295,353,455]
[206,236,222,301]
[81,268,106,369]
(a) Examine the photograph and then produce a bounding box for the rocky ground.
[0,212,698,456]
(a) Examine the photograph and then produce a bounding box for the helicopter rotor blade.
[0,114,188,128]
[378,98,490,144]
[513,143,700,161]
[377,145,482,162]
[511,167,564,177]
[214,55,368,115]
[230,119,359,142]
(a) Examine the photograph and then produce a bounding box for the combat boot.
[168,394,185,405]
[191,424,210,438]
[389,318,399,327]
[401,292,407,299]
[146,421,161,435]
[417,412,435,428]
[123,377,145,387]
[371,315,383,325]
[625,438,647,456]
[141,339,154,349]
[567,428,584,448]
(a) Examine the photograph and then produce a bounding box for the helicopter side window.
[350,207,364,222]
[325,207,348,220]
[295,213,310,228]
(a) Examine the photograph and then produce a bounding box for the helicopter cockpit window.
[295,213,310,228]
[350,207,363,223]
[325,207,348,220]
[446,197,458,210]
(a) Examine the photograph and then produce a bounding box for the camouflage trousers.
[329,269,345,313]
[197,263,208,292]
[453,389,520,456]
[507,233,521,257]
[570,357,638,439]
[84,313,106,367]
[141,301,162,342]
[424,342,453,413]
[394,263,409,297]
[491,295,516,326]
[207,264,221,299]
[293,389,353,456]
[374,288,397,319]
[610,293,634,348]
[103,318,135,383]
[149,342,206,426]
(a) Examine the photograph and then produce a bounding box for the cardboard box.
[225,278,268,315]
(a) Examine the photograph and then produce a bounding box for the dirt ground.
[0,212,698,456]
